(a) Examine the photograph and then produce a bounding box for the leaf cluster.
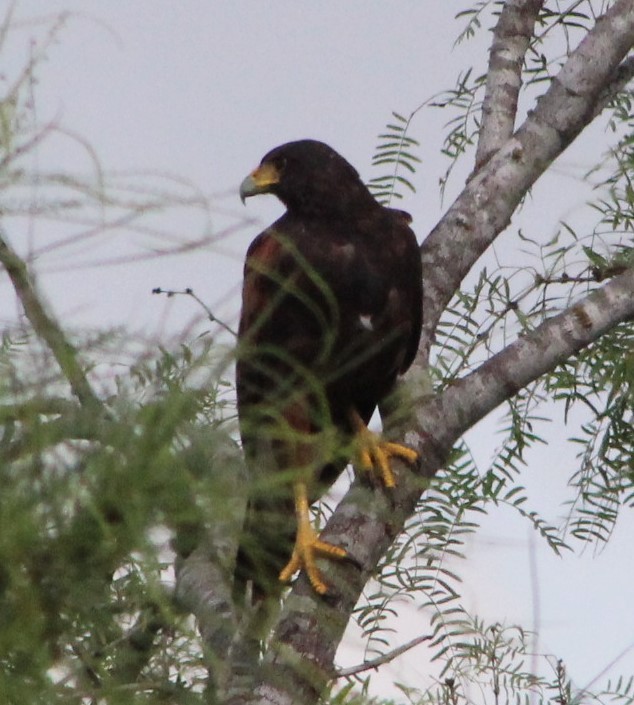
[0,332,241,704]
[368,112,422,205]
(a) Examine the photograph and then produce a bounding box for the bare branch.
[152,286,238,337]
[0,118,56,174]
[336,634,432,678]
[0,227,102,410]
[420,0,634,363]
[475,0,545,170]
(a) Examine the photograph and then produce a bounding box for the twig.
[534,0,587,42]
[0,227,102,410]
[535,263,630,286]
[336,634,432,678]
[152,287,237,337]
[581,640,634,692]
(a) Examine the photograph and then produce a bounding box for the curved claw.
[352,410,418,488]
[280,482,347,595]
[279,530,347,595]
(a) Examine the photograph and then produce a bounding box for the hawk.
[236,139,422,597]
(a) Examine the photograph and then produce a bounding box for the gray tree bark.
[173,2,634,703]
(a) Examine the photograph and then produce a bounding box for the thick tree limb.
[420,0,634,362]
[417,268,634,452]
[173,438,248,700]
[235,266,634,705]
[475,0,545,170]
[209,3,634,702]
[593,54,634,119]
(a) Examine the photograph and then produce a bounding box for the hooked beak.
[239,162,280,204]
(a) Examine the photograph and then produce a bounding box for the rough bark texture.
[172,2,634,703]
[420,0,634,362]
[475,0,545,170]
[234,268,634,705]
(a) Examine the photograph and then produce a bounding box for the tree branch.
[419,267,634,453]
[173,438,249,701]
[152,286,237,337]
[336,633,432,678]
[175,542,238,700]
[475,0,545,170]
[0,227,102,410]
[237,266,634,705]
[419,0,634,363]
[195,4,634,701]
[593,54,634,119]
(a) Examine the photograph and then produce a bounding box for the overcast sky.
[4,2,634,700]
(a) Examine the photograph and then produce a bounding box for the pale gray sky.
[4,2,634,700]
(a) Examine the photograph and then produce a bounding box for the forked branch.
[420,0,634,362]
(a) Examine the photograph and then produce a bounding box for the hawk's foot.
[350,409,418,488]
[279,482,347,595]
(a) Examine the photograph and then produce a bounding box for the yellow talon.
[280,482,347,594]
[351,409,418,487]
[278,409,418,594]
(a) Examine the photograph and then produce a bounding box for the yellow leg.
[278,481,347,595]
[350,409,418,488]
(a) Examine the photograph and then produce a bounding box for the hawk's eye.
[272,156,287,172]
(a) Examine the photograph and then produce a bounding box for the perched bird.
[235,139,422,598]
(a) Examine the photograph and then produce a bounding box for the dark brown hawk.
[236,139,422,597]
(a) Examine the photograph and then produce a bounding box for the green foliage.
[553,321,634,544]
[3,3,634,705]
[0,334,241,704]
[368,112,422,205]
[454,2,502,45]
[430,68,486,198]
